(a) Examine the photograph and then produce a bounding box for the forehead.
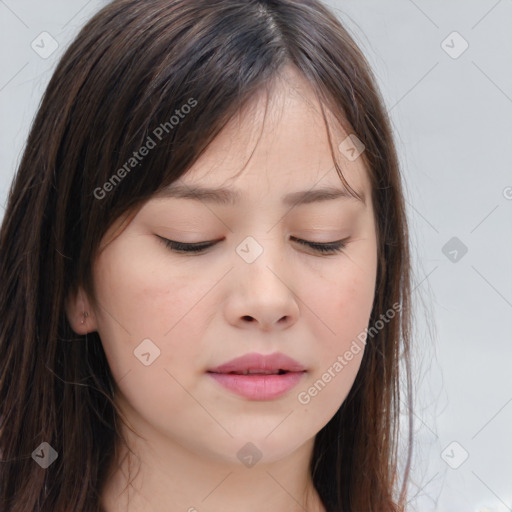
[158,66,371,205]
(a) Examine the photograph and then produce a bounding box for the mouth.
[206,352,307,400]
[208,369,292,375]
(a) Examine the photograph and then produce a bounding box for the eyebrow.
[155,184,366,207]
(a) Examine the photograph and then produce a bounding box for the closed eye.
[289,236,348,254]
[156,235,349,255]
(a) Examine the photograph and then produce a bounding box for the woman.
[0,0,413,510]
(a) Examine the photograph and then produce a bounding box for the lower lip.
[207,371,306,400]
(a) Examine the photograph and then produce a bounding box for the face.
[67,66,378,467]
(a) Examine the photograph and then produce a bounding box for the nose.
[224,237,300,332]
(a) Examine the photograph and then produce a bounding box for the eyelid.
[156,235,216,252]
[289,236,349,254]
[156,234,350,255]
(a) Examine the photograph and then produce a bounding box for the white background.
[1,1,511,510]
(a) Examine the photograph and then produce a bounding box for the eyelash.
[158,236,348,255]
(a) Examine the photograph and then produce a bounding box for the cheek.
[306,262,376,348]
[91,241,212,384]
[93,236,205,333]
[299,245,377,409]
[336,273,375,332]
[293,270,373,425]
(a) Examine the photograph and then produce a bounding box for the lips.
[207,352,307,400]
[207,352,306,374]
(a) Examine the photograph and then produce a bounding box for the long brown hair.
[0,0,413,510]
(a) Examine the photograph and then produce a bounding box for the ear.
[65,286,98,335]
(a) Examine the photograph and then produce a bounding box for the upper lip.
[207,352,306,374]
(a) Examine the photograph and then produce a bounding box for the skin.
[66,66,378,512]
